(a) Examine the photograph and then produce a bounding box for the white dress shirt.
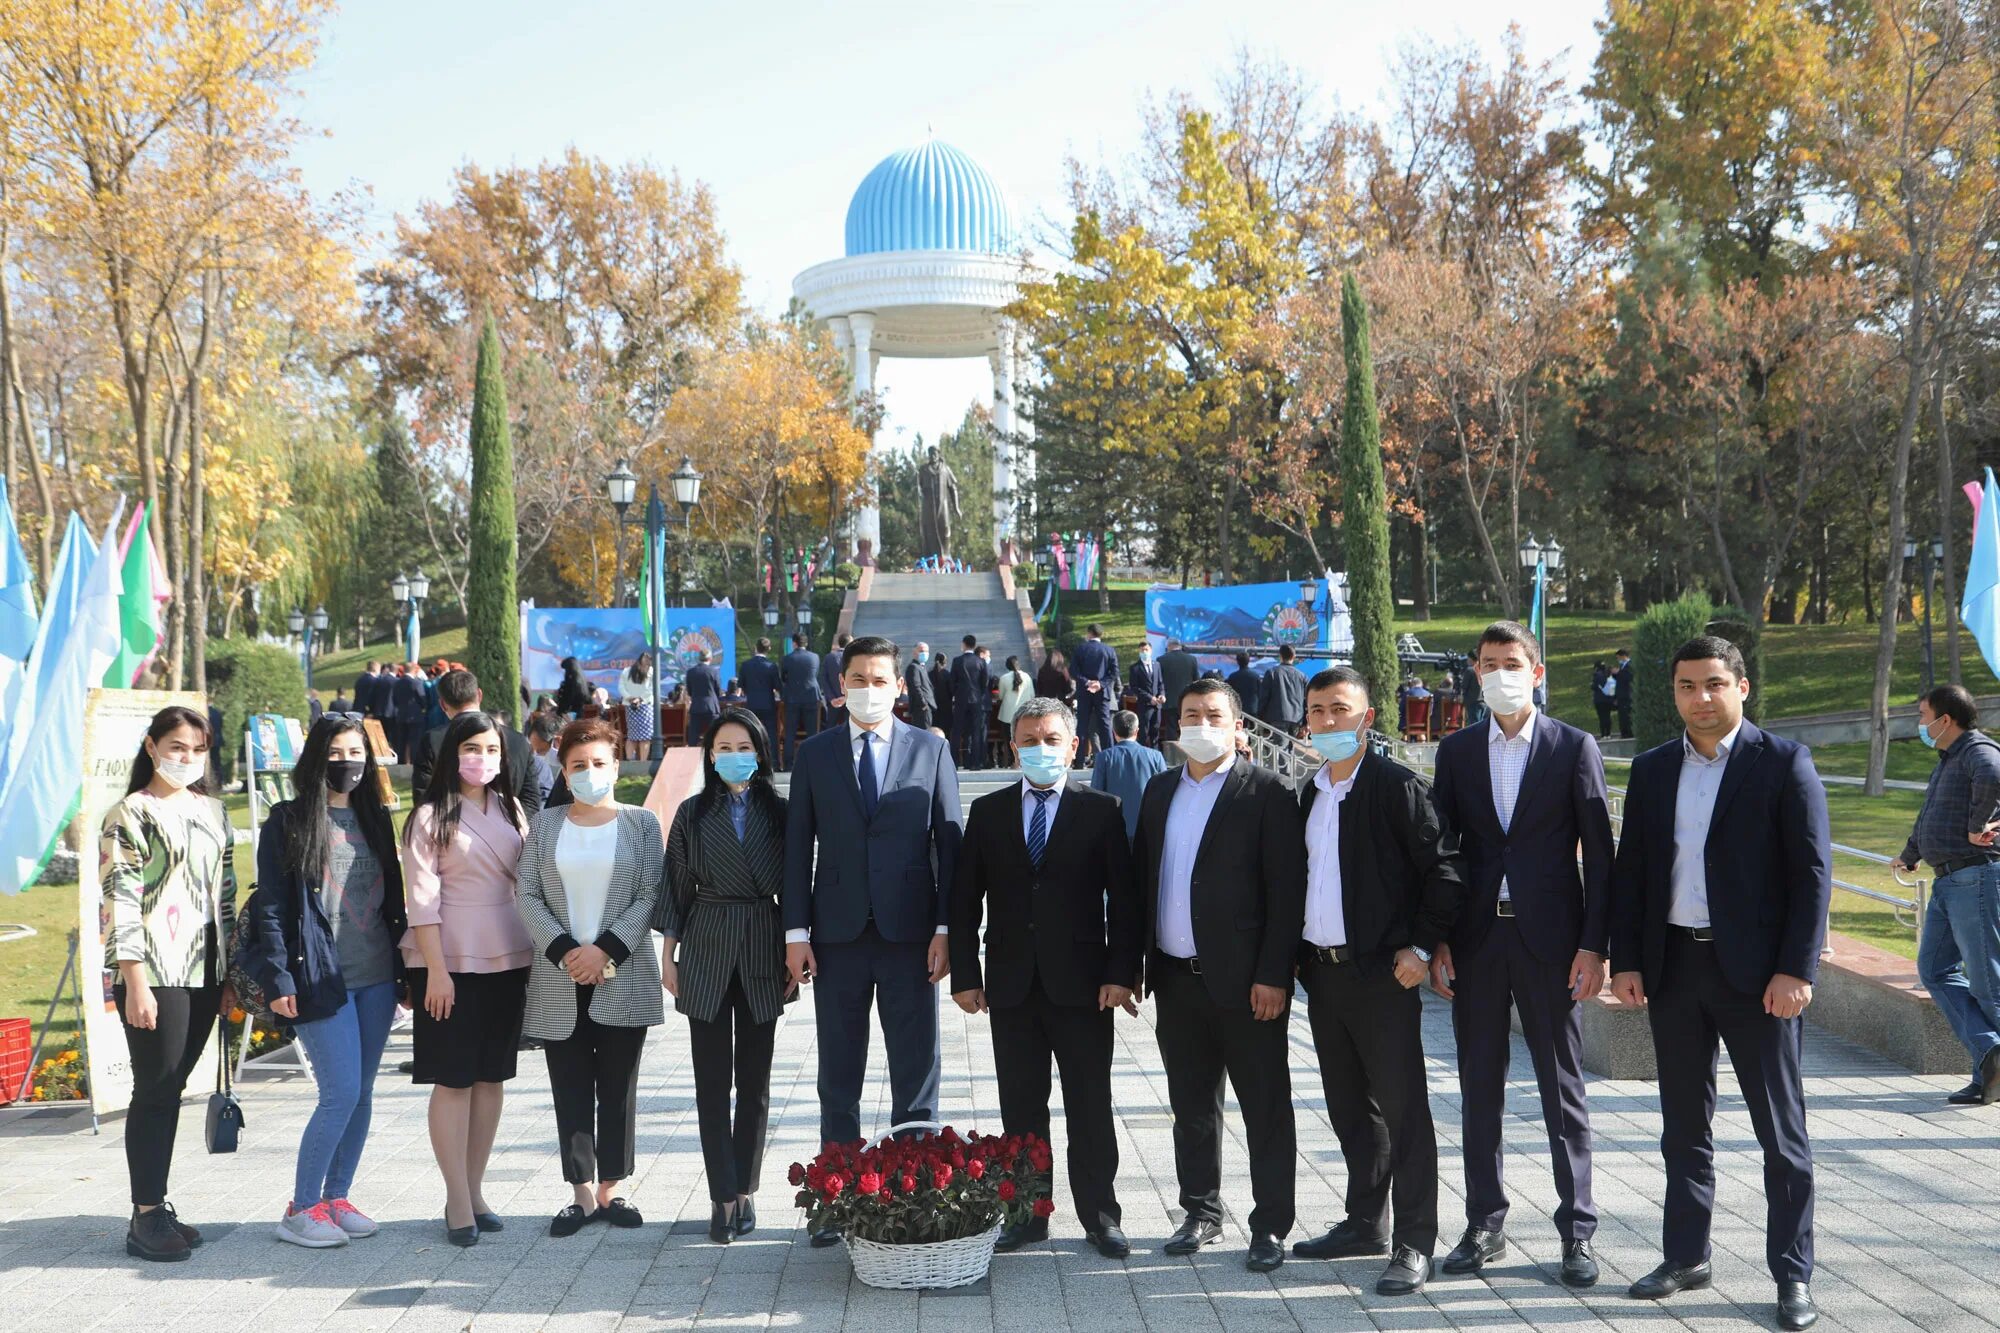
[1304,759,1359,948]
[1155,755,1235,958]
[1021,771,1067,843]
[1669,721,1742,928]
[787,718,944,942]
[555,816,619,945]
[1489,709,1537,902]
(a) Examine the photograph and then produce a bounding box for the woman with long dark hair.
[1036,648,1075,708]
[102,705,236,1262]
[656,706,793,1243]
[518,717,665,1236]
[619,654,654,760]
[399,710,532,1246]
[554,657,590,718]
[241,717,406,1248]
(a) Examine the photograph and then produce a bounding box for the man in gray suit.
[780,632,822,769]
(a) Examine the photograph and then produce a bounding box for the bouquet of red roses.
[789,1126,1055,1245]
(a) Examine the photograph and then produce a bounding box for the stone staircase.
[849,571,1035,672]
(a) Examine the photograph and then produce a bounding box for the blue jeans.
[1918,865,2000,1075]
[291,980,397,1207]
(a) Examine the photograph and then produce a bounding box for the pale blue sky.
[294,0,1602,446]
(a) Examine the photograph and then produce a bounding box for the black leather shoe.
[1981,1046,2000,1104]
[445,1223,479,1247]
[1947,1081,1985,1105]
[1293,1217,1390,1260]
[157,1202,202,1248]
[1629,1259,1712,1299]
[1163,1217,1223,1255]
[1560,1239,1600,1287]
[709,1202,735,1244]
[735,1195,756,1236]
[1778,1281,1818,1330]
[1246,1232,1284,1272]
[474,1212,504,1233]
[1376,1245,1431,1295]
[995,1216,1050,1252]
[125,1207,191,1263]
[600,1197,642,1228]
[549,1204,591,1238]
[809,1226,841,1248]
[1441,1227,1506,1274]
[1085,1223,1131,1259]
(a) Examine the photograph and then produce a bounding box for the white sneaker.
[324,1198,378,1237]
[275,1201,349,1247]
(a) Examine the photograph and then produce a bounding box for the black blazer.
[411,720,544,813]
[904,659,937,715]
[1129,658,1163,705]
[684,663,724,719]
[932,658,956,714]
[658,790,793,1026]
[1258,663,1308,730]
[1160,650,1200,712]
[739,654,781,711]
[817,651,846,705]
[1301,753,1464,957]
[781,649,822,707]
[1610,720,1832,995]
[950,782,1139,1009]
[950,651,990,712]
[1135,760,1307,1008]
[1226,667,1264,717]
[1431,714,1614,963]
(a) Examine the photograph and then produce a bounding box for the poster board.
[77,687,217,1117]
[520,606,736,698]
[1144,576,1353,677]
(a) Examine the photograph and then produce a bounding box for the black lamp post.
[1517,534,1561,712]
[603,458,638,608]
[289,604,328,690]
[392,570,429,663]
[1906,532,1945,693]
[640,457,703,761]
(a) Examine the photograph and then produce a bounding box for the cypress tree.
[465,313,521,717]
[1339,272,1398,704]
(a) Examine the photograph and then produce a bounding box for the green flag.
[108,501,160,688]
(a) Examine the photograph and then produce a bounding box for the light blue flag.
[1961,468,2000,680]
[1529,559,1546,643]
[0,512,93,806]
[0,504,125,893]
[0,478,34,663]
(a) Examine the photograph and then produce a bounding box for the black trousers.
[542,985,646,1185]
[989,977,1120,1229]
[1150,959,1295,1237]
[1592,696,1615,737]
[1077,695,1112,754]
[1616,702,1633,739]
[953,706,988,769]
[1650,931,1814,1283]
[1135,702,1161,748]
[1451,918,1596,1240]
[686,975,778,1202]
[750,706,778,757]
[782,703,819,768]
[115,982,221,1208]
[1300,951,1438,1253]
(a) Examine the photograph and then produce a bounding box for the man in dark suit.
[1289,667,1462,1295]
[409,668,543,812]
[1068,624,1119,762]
[1610,635,1830,1333]
[1129,642,1166,747]
[903,642,938,731]
[1428,621,1614,1288]
[950,634,992,770]
[1612,648,1634,738]
[780,632,822,768]
[353,661,380,718]
[930,646,954,726]
[1158,639,1200,745]
[738,637,782,750]
[389,665,430,765]
[951,696,1139,1259]
[1136,677,1306,1273]
[1258,644,1308,736]
[1226,652,1263,722]
[784,636,963,1244]
[683,649,723,745]
[1091,711,1168,844]
[819,632,852,732]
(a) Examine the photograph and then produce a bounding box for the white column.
[847,312,881,563]
[988,321,1016,557]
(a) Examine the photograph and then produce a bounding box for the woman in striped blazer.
[516,716,665,1238]
[656,705,794,1243]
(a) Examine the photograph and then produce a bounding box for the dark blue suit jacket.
[1609,720,1831,995]
[684,663,723,718]
[1090,740,1167,842]
[818,651,846,706]
[781,650,822,707]
[739,654,781,711]
[1129,658,1163,707]
[1069,637,1119,705]
[783,720,964,944]
[1431,713,1615,963]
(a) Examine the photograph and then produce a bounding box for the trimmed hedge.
[1632,592,1714,750]
[206,638,308,772]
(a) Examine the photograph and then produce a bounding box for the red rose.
[858,1172,882,1196]
[877,1187,893,1203]
[823,1173,846,1197]
[788,1163,806,1187]
[966,1158,985,1180]
[997,1180,1017,1202]
[933,1164,954,1189]
[1032,1197,1055,1218]
[940,1127,960,1144]
[1029,1146,1053,1171]
[900,1174,916,1194]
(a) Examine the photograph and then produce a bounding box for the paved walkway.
[3,986,1997,1332]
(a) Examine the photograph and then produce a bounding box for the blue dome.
[844,140,1016,257]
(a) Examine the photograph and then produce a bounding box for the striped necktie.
[1027,788,1052,868]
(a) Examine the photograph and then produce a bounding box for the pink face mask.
[459,752,502,787]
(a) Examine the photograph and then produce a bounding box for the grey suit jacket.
[517,804,666,1041]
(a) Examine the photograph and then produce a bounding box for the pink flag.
[1968,479,1984,528]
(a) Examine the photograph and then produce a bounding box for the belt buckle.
[1187,956,1201,975]
[1495,900,1515,918]
[1689,926,1714,943]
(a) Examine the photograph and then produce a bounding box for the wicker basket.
[842,1120,1001,1290]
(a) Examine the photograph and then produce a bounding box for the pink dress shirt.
[398,794,534,973]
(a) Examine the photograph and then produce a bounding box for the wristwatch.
[1409,946,1432,964]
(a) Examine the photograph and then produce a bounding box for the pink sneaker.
[324,1198,378,1238]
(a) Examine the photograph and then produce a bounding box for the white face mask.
[846,683,896,725]
[1178,723,1232,763]
[1480,668,1536,716]
[152,753,205,790]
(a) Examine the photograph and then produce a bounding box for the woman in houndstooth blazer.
[516,716,665,1238]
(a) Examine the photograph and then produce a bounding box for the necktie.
[858,731,880,818]
[1027,788,1051,868]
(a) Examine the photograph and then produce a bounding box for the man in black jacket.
[903,642,938,731]
[930,648,954,726]
[950,696,1138,1259]
[1129,643,1165,748]
[738,638,782,749]
[1429,622,1613,1288]
[353,661,380,718]
[1258,644,1308,736]
[1612,648,1634,738]
[1226,652,1263,721]
[819,632,851,732]
[1156,639,1198,745]
[683,649,723,745]
[1610,636,1830,1333]
[1290,666,1463,1296]
[409,668,543,812]
[780,632,821,768]
[950,634,992,769]
[1135,677,1306,1273]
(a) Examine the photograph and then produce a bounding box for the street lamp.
[796,602,813,628]
[670,455,703,513]
[761,599,780,630]
[636,461,703,762]
[604,458,638,608]
[288,605,327,690]
[1906,533,1946,692]
[395,569,429,663]
[1517,533,1558,714]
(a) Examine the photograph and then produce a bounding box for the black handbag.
[204,1015,245,1154]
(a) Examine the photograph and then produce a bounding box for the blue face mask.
[1920,717,1942,750]
[1310,726,1364,764]
[915,651,929,664]
[1018,743,1070,786]
[567,764,617,806]
[714,752,761,785]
